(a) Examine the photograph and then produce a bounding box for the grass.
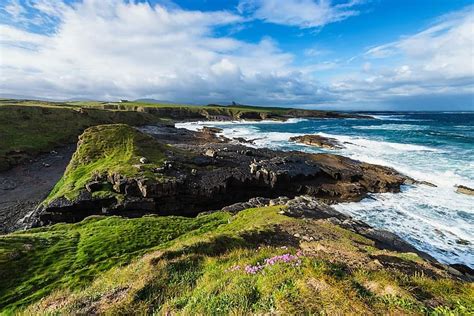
[0,212,232,313]
[1,206,472,315]
[0,98,349,171]
[0,102,170,171]
[44,124,170,203]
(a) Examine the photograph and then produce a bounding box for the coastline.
[0,101,472,313]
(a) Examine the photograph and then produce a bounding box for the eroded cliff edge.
[28,124,415,227]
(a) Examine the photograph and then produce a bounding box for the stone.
[204,149,217,158]
[455,185,474,196]
[289,135,344,150]
[199,126,223,134]
[139,157,148,164]
[0,179,17,191]
[85,181,103,193]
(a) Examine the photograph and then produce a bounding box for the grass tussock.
[1,206,472,315]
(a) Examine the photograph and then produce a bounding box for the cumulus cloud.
[0,0,472,110]
[238,0,363,29]
[0,0,332,104]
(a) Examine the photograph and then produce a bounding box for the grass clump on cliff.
[1,206,472,315]
[45,124,170,203]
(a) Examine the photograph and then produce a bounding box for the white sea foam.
[371,115,430,122]
[175,118,307,131]
[317,132,440,152]
[352,124,429,131]
[177,120,474,267]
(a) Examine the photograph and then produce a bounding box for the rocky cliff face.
[29,125,413,227]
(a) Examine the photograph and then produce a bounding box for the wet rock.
[455,238,470,245]
[449,264,474,278]
[193,156,213,166]
[455,185,474,196]
[289,135,344,150]
[0,179,17,191]
[199,126,223,134]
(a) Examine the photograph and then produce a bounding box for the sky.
[0,0,473,110]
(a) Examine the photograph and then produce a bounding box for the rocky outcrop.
[31,125,412,227]
[289,135,344,150]
[455,185,474,196]
[221,195,473,280]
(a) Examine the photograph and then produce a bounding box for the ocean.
[177,112,474,268]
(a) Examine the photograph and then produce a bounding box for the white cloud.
[0,0,472,110]
[331,6,474,107]
[238,0,363,29]
[4,0,25,19]
[0,0,332,104]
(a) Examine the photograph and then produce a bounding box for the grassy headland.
[44,124,170,203]
[1,206,472,314]
[0,98,363,171]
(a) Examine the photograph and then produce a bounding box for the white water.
[176,120,474,267]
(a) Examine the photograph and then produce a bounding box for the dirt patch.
[0,145,75,233]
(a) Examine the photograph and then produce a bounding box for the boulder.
[204,149,217,158]
[289,135,344,150]
[455,185,474,196]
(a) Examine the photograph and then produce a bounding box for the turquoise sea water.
[177,112,474,267]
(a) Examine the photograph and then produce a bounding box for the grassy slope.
[0,98,342,171]
[0,101,170,171]
[44,124,169,203]
[1,206,472,315]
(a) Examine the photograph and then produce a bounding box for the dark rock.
[455,238,470,245]
[449,264,474,278]
[85,181,103,193]
[193,156,213,166]
[0,179,17,191]
[289,135,344,150]
[34,128,412,226]
[281,195,435,261]
[199,126,223,134]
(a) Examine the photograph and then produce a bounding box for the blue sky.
[0,0,473,110]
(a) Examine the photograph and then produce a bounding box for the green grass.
[0,212,232,312]
[0,98,350,171]
[44,124,170,203]
[0,102,170,171]
[1,206,472,315]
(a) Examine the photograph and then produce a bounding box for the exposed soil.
[0,145,75,234]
